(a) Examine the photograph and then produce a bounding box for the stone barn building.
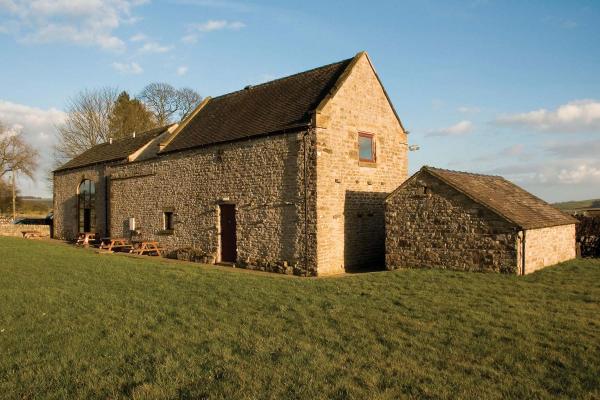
[385,166,577,274]
[53,52,409,276]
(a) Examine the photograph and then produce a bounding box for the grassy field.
[0,197,52,219]
[554,198,600,212]
[0,238,599,399]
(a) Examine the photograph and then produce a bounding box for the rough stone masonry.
[385,166,577,274]
[53,52,408,276]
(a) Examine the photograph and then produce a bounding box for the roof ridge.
[423,167,524,228]
[423,165,503,179]
[422,166,578,229]
[54,124,174,172]
[426,165,575,214]
[106,124,174,144]
[209,57,354,101]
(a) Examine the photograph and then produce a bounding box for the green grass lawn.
[1,237,599,399]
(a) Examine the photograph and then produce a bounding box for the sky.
[0,0,599,202]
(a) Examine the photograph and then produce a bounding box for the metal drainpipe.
[521,230,526,275]
[105,175,110,237]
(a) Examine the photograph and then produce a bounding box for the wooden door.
[83,208,91,233]
[219,204,237,262]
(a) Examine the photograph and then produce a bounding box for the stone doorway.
[219,204,237,263]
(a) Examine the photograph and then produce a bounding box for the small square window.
[358,132,376,162]
[163,211,174,231]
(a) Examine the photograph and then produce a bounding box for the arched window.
[78,179,96,233]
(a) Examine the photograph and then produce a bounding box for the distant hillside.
[553,198,600,211]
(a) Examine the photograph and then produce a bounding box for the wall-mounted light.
[408,145,420,152]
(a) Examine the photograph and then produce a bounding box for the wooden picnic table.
[22,230,44,239]
[130,241,163,256]
[99,237,132,253]
[76,232,96,247]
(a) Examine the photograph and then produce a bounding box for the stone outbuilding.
[53,51,409,276]
[385,166,578,274]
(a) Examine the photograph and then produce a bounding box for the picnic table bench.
[130,241,164,256]
[76,232,96,247]
[21,230,45,239]
[98,237,133,253]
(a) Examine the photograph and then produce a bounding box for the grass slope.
[0,237,599,399]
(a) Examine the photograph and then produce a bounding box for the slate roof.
[55,125,172,172]
[422,166,578,229]
[162,57,354,153]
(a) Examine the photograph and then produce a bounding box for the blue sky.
[0,0,599,201]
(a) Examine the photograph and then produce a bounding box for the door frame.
[218,203,237,263]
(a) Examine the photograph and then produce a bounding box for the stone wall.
[0,224,50,237]
[523,224,576,274]
[108,130,318,275]
[52,54,411,276]
[53,164,112,241]
[385,171,519,273]
[314,53,408,274]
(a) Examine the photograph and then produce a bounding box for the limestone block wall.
[0,224,50,237]
[53,164,111,240]
[108,130,318,275]
[385,172,519,273]
[523,224,576,274]
[314,54,408,274]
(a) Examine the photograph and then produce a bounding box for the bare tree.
[138,83,178,126]
[139,83,201,125]
[54,87,118,166]
[176,87,202,120]
[0,122,39,180]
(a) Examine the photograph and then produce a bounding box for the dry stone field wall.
[576,215,600,258]
[0,224,50,237]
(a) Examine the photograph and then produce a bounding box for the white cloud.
[458,106,480,114]
[495,99,600,133]
[0,0,147,51]
[176,66,188,76]
[173,0,254,13]
[138,41,172,54]
[129,33,147,42]
[193,19,246,32]
[127,33,173,54]
[492,159,600,186]
[0,100,66,135]
[427,120,473,137]
[0,99,67,196]
[112,61,143,74]
[557,164,600,184]
[181,34,197,44]
[182,19,246,43]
